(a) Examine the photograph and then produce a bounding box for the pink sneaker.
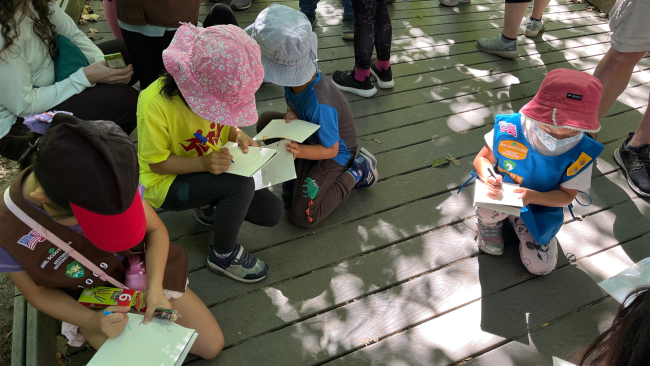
[477,219,505,255]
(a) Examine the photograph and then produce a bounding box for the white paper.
[88,313,197,366]
[553,357,577,366]
[253,141,297,190]
[253,119,320,143]
[223,142,277,177]
[473,179,524,216]
[599,257,650,304]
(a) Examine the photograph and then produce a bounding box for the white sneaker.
[439,0,471,6]
[230,0,251,11]
[524,17,545,38]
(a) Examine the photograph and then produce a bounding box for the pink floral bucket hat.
[162,24,264,127]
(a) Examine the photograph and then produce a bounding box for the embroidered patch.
[497,166,524,184]
[498,140,528,160]
[48,248,55,254]
[566,93,583,101]
[567,152,592,177]
[302,178,319,199]
[17,230,45,250]
[65,261,85,279]
[499,122,517,137]
[503,160,516,172]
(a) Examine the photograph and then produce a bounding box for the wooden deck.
[71,0,650,365]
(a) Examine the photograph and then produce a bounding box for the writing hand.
[93,305,129,338]
[202,148,232,175]
[485,175,503,198]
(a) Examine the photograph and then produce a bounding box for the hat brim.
[520,101,601,133]
[260,54,318,87]
[71,191,147,252]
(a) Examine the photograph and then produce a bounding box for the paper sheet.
[253,119,320,143]
[253,140,297,190]
[223,142,277,177]
[473,179,524,216]
[88,313,197,366]
[599,257,650,304]
[553,357,577,366]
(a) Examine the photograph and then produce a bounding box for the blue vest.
[491,113,604,245]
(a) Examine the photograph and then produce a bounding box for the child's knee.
[289,204,320,228]
[196,329,225,360]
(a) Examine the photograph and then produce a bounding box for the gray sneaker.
[230,0,251,11]
[193,206,214,226]
[477,219,505,255]
[207,244,270,283]
[476,35,518,59]
[342,19,354,40]
[525,17,545,38]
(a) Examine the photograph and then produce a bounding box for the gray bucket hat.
[245,4,318,87]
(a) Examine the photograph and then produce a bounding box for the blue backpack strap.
[568,191,592,221]
[457,170,478,194]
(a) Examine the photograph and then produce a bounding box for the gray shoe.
[230,0,251,11]
[525,17,545,38]
[342,19,354,40]
[477,219,505,255]
[193,206,214,226]
[476,34,518,59]
[207,244,270,283]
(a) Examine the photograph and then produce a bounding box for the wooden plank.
[25,305,57,366]
[194,205,650,366]
[11,295,26,366]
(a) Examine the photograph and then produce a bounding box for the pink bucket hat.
[162,24,264,127]
[520,68,602,133]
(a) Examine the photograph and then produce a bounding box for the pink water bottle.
[125,256,147,290]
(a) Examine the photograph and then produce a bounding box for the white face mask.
[532,123,582,152]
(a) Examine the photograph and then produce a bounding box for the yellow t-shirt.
[137,78,230,208]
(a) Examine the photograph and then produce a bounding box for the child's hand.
[143,287,173,325]
[285,110,298,123]
[285,141,301,160]
[93,305,129,338]
[514,187,536,206]
[485,175,503,197]
[202,148,232,175]
[236,131,258,153]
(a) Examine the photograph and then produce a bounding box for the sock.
[375,59,390,71]
[501,33,516,43]
[626,139,645,150]
[214,248,234,259]
[346,168,363,184]
[530,16,541,21]
[354,67,370,82]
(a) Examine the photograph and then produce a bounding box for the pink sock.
[354,68,370,82]
[375,59,390,71]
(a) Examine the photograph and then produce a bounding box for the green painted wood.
[25,305,57,366]
[11,295,26,366]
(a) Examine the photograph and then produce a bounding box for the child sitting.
[246,5,378,227]
[472,69,604,275]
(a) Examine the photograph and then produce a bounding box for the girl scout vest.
[492,113,604,245]
[0,169,189,297]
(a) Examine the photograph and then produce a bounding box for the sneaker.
[332,70,377,98]
[349,147,378,188]
[370,61,394,89]
[230,0,251,10]
[439,0,471,6]
[342,19,354,40]
[524,17,545,38]
[476,34,518,59]
[307,15,318,29]
[477,219,505,255]
[193,206,214,226]
[614,133,650,198]
[207,244,270,283]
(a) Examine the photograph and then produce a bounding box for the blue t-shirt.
[284,71,358,166]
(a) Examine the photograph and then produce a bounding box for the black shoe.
[331,70,377,98]
[614,133,650,197]
[370,61,394,89]
[308,15,317,29]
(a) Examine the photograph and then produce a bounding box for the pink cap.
[162,24,264,127]
[520,68,602,133]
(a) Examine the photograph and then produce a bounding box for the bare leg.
[503,3,530,39]
[630,94,650,147]
[593,48,648,120]
[530,0,552,19]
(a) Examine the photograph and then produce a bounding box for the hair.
[159,71,190,108]
[1,0,58,62]
[578,286,650,366]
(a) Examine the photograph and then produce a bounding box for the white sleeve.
[560,164,593,190]
[484,129,494,150]
[50,3,105,64]
[0,48,92,117]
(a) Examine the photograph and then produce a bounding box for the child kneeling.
[247,5,379,227]
[472,69,604,275]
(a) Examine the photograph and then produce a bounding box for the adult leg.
[476,0,528,58]
[530,0,551,19]
[203,3,239,27]
[120,29,176,89]
[508,216,557,275]
[524,0,551,37]
[341,0,355,40]
[593,49,647,120]
[502,1,529,39]
[299,0,320,24]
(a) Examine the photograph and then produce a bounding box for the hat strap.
[552,108,558,126]
[4,189,128,289]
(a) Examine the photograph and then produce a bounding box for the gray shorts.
[609,0,650,52]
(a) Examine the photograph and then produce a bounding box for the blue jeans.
[300,0,354,21]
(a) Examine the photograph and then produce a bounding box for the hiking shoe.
[614,133,650,198]
[207,244,270,283]
[477,219,505,255]
[349,147,378,189]
[439,0,471,6]
[476,35,518,59]
[332,70,377,98]
[230,0,251,10]
[193,206,214,226]
[342,19,354,40]
[524,17,545,38]
[370,61,394,89]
